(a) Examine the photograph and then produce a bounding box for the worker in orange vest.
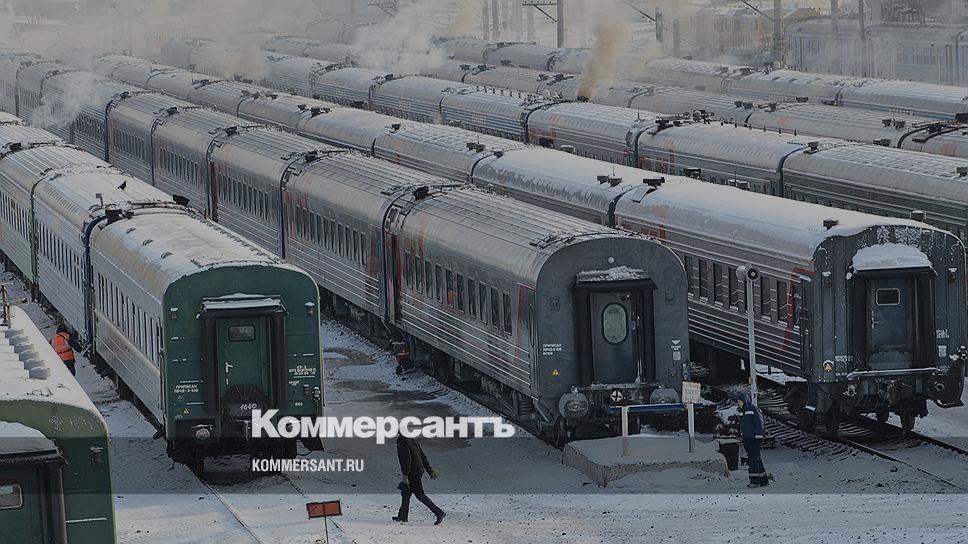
[51,323,76,376]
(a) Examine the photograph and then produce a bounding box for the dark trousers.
[398,473,443,520]
[742,437,767,484]
[64,359,76,376]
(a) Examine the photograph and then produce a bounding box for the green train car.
[0,304,115,544]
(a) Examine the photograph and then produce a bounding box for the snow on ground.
[5,268,968,543]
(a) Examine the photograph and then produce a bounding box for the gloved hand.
[429,468,439,480]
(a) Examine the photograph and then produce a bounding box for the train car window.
[353,231,359,262]
[490,288,499,328]
[323,217,330,249]
[876,288,900,306]
[345,226,352,259]
[468,278,477,318]
[0,485,22,510]
[457,274,465,312]
[713,263,724,304]
[228,325,256,342]
[479,283,488,324]
[405,251,412,288]
[338,224,344,256]
[777,281,789,323]
[423,260,432,298]
[435,265,444,302]
[503,292,512,334]
[360,234,367,266]
[792,283,801,327]
[446,270,455,307]
[698,259,709,300]
[760,277,771,318]
[415,255,423,293]
[684,255,694,295]
[728,267,740,309]
[602,303,629,344]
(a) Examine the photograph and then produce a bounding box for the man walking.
[51,323,76,376]
[393,435,445,525]
[737,391,772,488]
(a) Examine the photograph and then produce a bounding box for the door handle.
[225,361,234,373]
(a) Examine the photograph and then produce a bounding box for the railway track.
[197,479,269,544]
[712,376,968,490]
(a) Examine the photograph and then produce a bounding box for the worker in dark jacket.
[393,435,446,525]
[737,391,772,487]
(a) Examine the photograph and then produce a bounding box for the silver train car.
[2,56,692,441]
[208,43,968,246]
[427,36,968,120]
[0,116,324,471]
[422,62,968,163]
[785,19,968,87]
[83,52,968,430]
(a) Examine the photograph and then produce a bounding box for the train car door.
[866,277,916,370]
[0,471,43,544]
[589,291,641,384]
[215,317,273,417]
[574,272,656,386]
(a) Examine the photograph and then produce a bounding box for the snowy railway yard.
[5,270,968,544]
[10,2,968,544]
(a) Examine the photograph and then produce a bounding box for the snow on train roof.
[0,422,56,456]
[852,243,931,272]
[0,306,99,414]
[636,179,938,262]
[92,211,295,298]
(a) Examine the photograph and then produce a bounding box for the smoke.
[349,0,449,73]
[577,6,629,99]
[30,71,103,132]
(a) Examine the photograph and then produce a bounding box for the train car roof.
[626,180,942,262]
[92,211,299,298]
[0,306,100,415]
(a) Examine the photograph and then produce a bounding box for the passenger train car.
[0,303,115,543]
[785,18,968,86]
[0,54,692,442]
[82,52,968,431]
[200,41,968,246]
[423,62,968,163]
[421,35,968,120]
[0,112,324,473]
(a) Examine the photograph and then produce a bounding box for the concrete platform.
[562,435,730,487]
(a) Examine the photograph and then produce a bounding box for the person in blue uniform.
[737,391,772,487]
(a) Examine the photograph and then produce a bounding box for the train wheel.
[900,411,916,436]
[824,407,841,436]
[550,418,570,448]
[191,456,205,477]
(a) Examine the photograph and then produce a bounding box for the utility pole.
[772,0,782,65]
[737,266,760,404]
[526,2,534,41]
[557,0,565,48]
[483,0,490,39]
[492,0,500,39]
[831,0,841,73]
[858,0,867,76]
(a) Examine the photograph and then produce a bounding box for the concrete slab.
[562,435,730,487]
